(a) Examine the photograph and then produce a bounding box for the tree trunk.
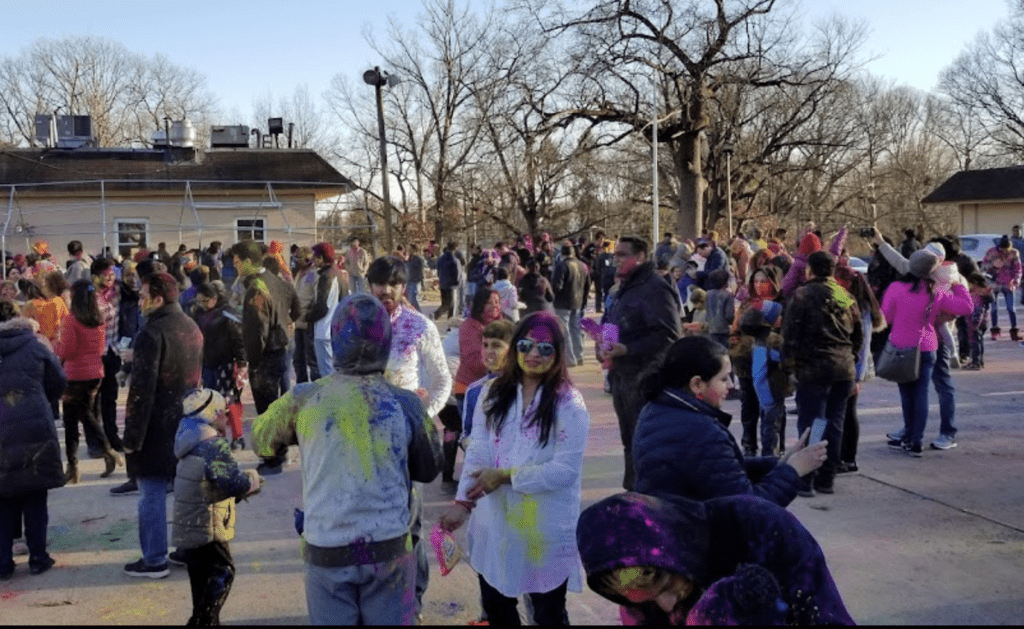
[674,130,704,240]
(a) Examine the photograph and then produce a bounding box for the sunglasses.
[517,339,556,358]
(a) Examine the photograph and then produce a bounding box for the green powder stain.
[506,496,544,564]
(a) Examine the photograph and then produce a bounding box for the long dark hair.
[641,336,728,402]
[897,272,935,298]
[484,312,570,447]
[471,286,497,322]
[69,279,103,328]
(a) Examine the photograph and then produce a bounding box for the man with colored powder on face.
[367,255,453,623]
[230,240,301,476]
[122,273,204,579]
[251,293,443,625]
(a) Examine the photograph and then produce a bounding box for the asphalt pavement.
[2,302,1023,625]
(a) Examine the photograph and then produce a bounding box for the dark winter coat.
[577,492,855,626]
[782,278,862,384]
[117,281,141,344]
[436,251,462,289]
[518,271,555,314]
[633,387,801,507]
[240,270,301,371]
[698,245,729,288]
[406,255,425,285]
[602,261,681,374]
[0,317,67,497]
[123,303,204,479]
[193,304,245,369]
[552,251,591,311]
[172,413,254,549]
[306,264,348,325]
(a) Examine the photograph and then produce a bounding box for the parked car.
[959,234,1002,263]
[848,257,869,274]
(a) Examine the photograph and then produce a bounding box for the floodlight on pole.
[363,66,397,253]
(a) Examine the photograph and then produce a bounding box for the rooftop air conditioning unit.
[56,115,94,148]
[210,125,250,148]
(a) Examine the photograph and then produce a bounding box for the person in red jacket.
[55,280,123,483]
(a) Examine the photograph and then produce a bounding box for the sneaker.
[29,556,55,576]
[168,549,187,567]
[887,439,908,451]
[123,559,169,579]
[886,427,906,442]
[256,461,284,476]
[907,443,923,458]
[796,480,815,498]
[931,434,957,450]
[837,461,858,474]
[230,438,246,451]
[12,539,28,556]
[813,482,835,495]
[109,479,138,495]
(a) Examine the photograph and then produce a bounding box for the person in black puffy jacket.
[0,299,67,579]
[633,336,826,507]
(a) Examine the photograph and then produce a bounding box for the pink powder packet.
[602,323,619,352]
[580,317,603,342]
[430,523,462,577]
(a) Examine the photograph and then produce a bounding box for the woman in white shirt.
[440,311,590,625]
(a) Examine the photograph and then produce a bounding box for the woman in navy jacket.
[633,336,824,507]
[0,299,67,579]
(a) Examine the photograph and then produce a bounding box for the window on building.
[235,218,266,243]
[116,220,148,259]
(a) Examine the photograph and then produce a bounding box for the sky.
[0,0,1014,125]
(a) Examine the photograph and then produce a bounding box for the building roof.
[0,148,354,200]
[922,166,1024,205]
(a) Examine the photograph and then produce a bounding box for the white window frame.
[235,217,266,243]
[115,219,149,259]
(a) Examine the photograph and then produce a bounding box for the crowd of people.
[0,221,1019,625]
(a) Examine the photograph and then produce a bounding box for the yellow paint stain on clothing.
[506,496,544,564]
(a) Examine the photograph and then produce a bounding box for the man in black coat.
[552,242,591,366]
[600,235,681,490]
[122,272,203,578]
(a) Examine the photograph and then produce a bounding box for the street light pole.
[651,70,659,247]
[364,66,395,253]
[723,144,734,240]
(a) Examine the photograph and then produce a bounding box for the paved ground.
[2,300,1024,625]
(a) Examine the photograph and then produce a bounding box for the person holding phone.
[632,336,827,508]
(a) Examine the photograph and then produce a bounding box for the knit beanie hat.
[181,388,226,424]
[923,241,945,260]
[909,248,940,279]
[798,233,822,256]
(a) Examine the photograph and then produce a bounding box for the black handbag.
[876,298,932,384]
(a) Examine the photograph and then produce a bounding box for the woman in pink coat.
[881,250,973,457]
[55,280,122,483]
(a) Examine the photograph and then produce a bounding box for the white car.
[848,257,869,274]
[958,234,1002,263]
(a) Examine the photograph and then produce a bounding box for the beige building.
[0,147,354,260]
[922,165,1024,234]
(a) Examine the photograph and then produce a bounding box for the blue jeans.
[350,276,366,294]
[137,476,169,567]
[555,308,583,365]
[314,338,334,377]
[796,379,853,484]
[932,339,956,438]
[406,282,421,312]
[897,350,937,446]
[991,286,1017,328]
[305,553,416,625]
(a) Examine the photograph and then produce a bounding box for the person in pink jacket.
[981,235,1022,340]
[55,280,123,483]
[881,250,973,457]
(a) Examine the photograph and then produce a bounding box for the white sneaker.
[886,427,906,441]
[930,434,957,450]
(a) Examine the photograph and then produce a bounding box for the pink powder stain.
[1,592,18,601]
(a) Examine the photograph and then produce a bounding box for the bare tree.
[0,36,215,148]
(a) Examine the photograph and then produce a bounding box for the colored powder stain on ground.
[1,592,18,601]
[505,496,545,564]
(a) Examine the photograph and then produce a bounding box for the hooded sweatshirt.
[577,492,854,626]
[251,294,442,550]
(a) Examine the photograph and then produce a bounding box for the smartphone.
[809,418,828,445]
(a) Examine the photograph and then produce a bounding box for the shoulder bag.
[876,297,932,384]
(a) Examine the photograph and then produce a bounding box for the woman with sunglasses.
[440,312,590,625]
